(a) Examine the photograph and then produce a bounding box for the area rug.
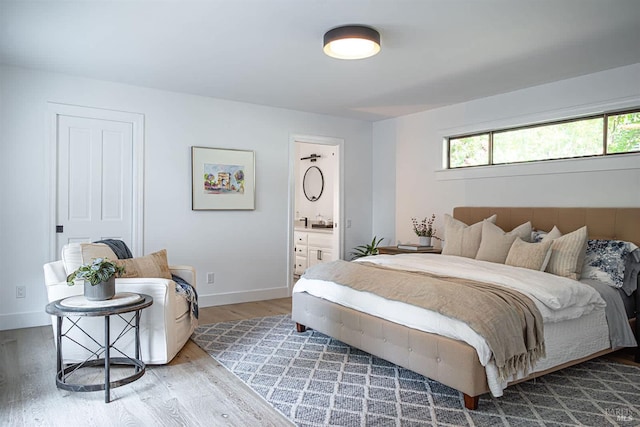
[191,315,640,427]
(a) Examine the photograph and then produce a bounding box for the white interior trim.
[199,286,290,307]
[436,152,640,181]
[47,102,145,259]
[438,95,640,141]
[0,311,52,331]
[287,134,344,293]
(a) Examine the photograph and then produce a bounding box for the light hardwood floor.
[0,298,293,427]
[1,297,637,427]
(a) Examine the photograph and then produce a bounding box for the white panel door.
[56,115,134,256]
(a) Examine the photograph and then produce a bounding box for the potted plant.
[411,214,439,246]
[350,236,384,260]
[66,257,126,301]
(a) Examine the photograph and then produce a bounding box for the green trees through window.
[448,109,640,168]
[608,112,640,154]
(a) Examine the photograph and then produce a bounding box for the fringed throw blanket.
[303,260,545,380]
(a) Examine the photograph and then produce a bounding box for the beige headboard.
[453,207,640,247]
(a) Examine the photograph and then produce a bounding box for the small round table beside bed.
[45,293,153,403]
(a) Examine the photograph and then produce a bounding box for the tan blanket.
[303,260,545,380]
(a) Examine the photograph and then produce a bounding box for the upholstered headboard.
[453,207,640,247]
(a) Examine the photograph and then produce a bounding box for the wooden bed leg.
[295,322,307,333]
[463,394,479,410]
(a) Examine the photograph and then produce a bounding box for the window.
[608,111,640,154]
[447,109,640,169]
[449,134,489,167]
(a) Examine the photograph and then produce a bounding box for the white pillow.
[544,226,588,280]
[475,221,532,264]
[61,243,118,275]
[441,214,497,258]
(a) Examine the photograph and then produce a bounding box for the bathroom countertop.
[294,226,334,234]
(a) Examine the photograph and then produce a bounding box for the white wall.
[4,63,639,330]
[0,65,373,330]
[371,121,396,247]
[373,63,640,245]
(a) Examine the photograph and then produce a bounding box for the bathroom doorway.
[288,134,343,290]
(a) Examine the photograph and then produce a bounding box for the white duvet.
[292,254,608,396]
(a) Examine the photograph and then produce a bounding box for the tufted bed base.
[292,291,488,408]
[292,291,618,410]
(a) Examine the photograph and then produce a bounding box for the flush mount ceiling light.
[323,25,381,60]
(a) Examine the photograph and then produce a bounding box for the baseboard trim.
[1,311,51,331]
[2,287,291,330]
[199,287,290,307]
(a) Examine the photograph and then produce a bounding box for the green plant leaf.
[350,236,384,260]
[66,257,125,286]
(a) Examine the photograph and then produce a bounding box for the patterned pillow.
[532,230,546,243]
[581,240,639,288]
[533,226,562,243]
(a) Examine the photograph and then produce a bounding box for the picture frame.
[191,146,255,210]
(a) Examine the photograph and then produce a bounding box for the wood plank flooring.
[1,296,637,427]
[0,298,293,427]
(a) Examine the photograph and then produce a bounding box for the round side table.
[45,293,153,403]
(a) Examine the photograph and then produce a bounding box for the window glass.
[447,108,639,169]
[449,134,489,168]
[493,118,603,164]
[608,112,640,154]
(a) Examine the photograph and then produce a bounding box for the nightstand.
[377,246,442,255]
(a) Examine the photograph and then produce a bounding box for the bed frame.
[292,207,640,410]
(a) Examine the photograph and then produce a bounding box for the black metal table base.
[56,357,146,393]
[46,294,153,403]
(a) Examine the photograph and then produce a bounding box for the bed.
[291,207,640,410]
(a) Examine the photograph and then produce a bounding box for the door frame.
[47,103,145,260]
[287,134,344,292]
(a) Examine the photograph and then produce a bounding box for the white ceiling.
[1,0,639,121]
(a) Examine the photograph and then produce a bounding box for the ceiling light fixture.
[323,25,381,60]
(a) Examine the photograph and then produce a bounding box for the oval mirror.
[303,166,324,202]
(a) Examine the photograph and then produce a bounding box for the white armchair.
[43,243,197,365]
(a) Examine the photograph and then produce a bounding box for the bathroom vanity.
[294,227,336,276]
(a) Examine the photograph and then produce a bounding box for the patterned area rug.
[191,315,640,427]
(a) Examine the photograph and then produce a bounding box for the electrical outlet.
[346,219,352,228]
[206,272,215,284]
[16,286,26,298]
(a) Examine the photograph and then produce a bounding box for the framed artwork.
[191,146,255,210]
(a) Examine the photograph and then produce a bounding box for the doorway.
[288,134,343,290]
[48,103,145,259]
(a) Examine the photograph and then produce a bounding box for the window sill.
[435,152,640,181]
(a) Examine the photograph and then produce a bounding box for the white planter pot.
[418,236,432,246]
